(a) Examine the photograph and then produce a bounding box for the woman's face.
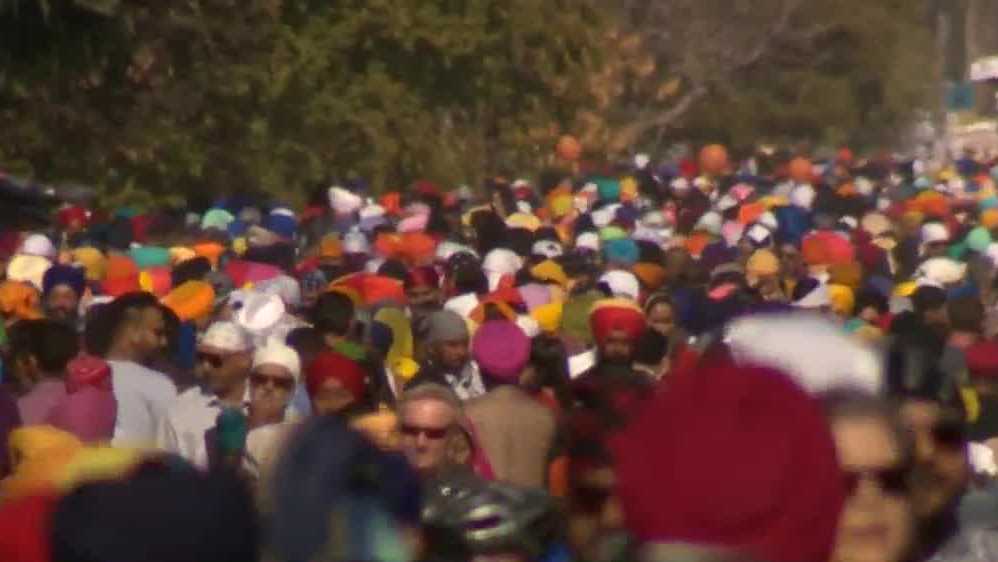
[830,416,913,562]
[647,302,675,338]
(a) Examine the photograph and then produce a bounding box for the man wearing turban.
[42,264,87,327]
[588,298,647,366]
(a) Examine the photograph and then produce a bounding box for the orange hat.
[318,234,343,259]
[828,262,863,290]
[0,281,42,321]
[737,202,766,226]
[139,266,173,297]
[398,232,437,265]
[981,208,998,230]
[105,254,139,281]
[193,242,225,267]
[161,280,215,322]
[380,192,402,216]
[632,262,667,291]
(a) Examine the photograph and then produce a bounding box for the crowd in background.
[3,143,998,561]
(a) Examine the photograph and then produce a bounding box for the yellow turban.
[530,260,568,288]
[0,281,42,321]
[169,246,197,265]
[982,209,998,230]
[531,301,564,334]
[827,283,855,317]
[71,247,106,281]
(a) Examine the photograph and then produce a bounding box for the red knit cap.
[611,360,845,562]
[305,351,367,402]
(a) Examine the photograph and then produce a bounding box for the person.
[465,320,555,488]
[407,309,485,400]
[6,318,77,424]
[99,292,177,446]
[41,264,87,327]
[310,291,357,353]
[157,320,252,467]
[50,462,259,562]
[267,415,422,562]
[405,265,442,329]
[588,298,646,367]
[396,382,467,479]
[823,391,914,562]
[247,339,301,428]
[305,350,369,418]
[46,354,117,443]
[612,361,845,562]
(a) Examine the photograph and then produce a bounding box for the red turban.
[305,351,367,402]
[611,361,844,562]
[589,298,646,345]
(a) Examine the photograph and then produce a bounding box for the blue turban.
[594,177,621,202]
[43,264,87,298]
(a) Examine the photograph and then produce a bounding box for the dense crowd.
[3,143,998,562]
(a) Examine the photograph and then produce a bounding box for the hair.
[310,292,355,337]
[911,285,947,315]
[948,296,984,333]
[854,287,889,316]
[102,292,162,352]
[83,302,115,356]
[528,334,574,409]
[450,262,489,296]
[376,259,409,282]
[7,318,79,374]
[644,292,674,315]
[821,389,913,463]
[398,383,463,416]
[268,416,421,562]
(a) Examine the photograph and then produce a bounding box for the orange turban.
[161,280,215,322]
[738,202,766,226]
[193,242,225,267]
[981,209,998,230]
[589,298,646,345]
[632,262,667,291]
[0,281,42,321]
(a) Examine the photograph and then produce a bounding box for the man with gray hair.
[396,382,467,479]
[406,309,485,400]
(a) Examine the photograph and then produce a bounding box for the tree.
[0,0,604,203]
[582,0,937,156]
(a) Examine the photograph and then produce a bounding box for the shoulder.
[109,361,176,390]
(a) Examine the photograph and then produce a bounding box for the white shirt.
[156,386,248,469]
[109,360,177,447]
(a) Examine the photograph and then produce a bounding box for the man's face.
[133,307,168,362]
[434,338,469,371]
[600,330,634,364]
[249,364,295,424]
[899,399,969,520]
[197,345,250,396]
[567,465,625,562]
[44,285,80,324]
[310,379,357,416]
[398,398,456,475]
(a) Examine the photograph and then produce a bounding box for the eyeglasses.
[844,465,909,496]
[250,372,295,392]
[399,423,450,440]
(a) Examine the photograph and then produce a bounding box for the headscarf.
[161,281,216,322]
[611,362,844,562]
[42,264,87,298]
[424,309,469,344]
[71,247,107,282]
[305,351,367,403]
[46,355,116,443]
[0,281,42,321]
[472,320,531,382]
[589,298,646,346]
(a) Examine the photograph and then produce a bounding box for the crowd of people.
[2,143,998,562]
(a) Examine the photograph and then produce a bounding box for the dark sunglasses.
[250,372,295,392]
[844,465,909,496]
[400,423,449,440]
[197,352,226,369]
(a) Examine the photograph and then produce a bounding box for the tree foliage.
[0,0,602,203]
[584,0,937,156]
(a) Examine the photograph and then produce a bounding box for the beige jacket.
[465,385,556,488]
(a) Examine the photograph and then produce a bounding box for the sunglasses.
[250,372,296,392]
[399,423,450,440]
[844,465,909,496]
